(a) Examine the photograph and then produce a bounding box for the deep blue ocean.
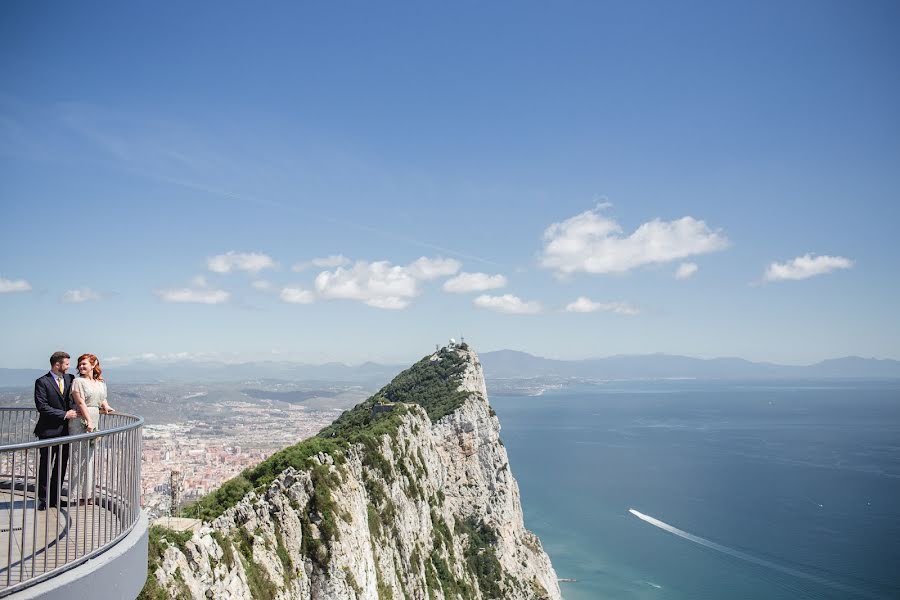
[490,380,900,600]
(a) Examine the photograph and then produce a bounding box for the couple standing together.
[33,351,114,510]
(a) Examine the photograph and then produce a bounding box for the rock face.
[151,347,561,599]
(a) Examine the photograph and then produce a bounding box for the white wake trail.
[628,509,877,599]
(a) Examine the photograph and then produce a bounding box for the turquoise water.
[490,380,900,600]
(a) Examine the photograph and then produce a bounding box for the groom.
[33,351,78,510]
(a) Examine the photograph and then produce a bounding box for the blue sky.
[1,1,899,368]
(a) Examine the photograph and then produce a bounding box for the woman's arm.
[71,383,95,431]
[99,382,114,413]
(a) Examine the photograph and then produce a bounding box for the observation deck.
[0,408,147,599]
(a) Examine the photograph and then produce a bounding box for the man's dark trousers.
[37,443,69,506]
[34,372,74,506]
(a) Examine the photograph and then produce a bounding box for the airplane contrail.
[628,509,877,599]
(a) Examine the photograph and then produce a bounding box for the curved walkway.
[0,488,121,592]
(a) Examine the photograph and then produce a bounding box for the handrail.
[0,407,143,596]
[0,410,144,451]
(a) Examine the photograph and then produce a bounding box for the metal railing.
[0,408,143,596]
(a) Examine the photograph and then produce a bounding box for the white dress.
[69,378,107,501]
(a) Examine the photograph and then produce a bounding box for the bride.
[69,353,114,505]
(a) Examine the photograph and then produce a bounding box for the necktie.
[58,377,64,394]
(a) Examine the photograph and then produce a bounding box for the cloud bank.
[315,256,460,310]
[540,208,728,275]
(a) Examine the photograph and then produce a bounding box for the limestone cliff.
[147,346,561,599]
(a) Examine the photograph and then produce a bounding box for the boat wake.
[628,509,876,599]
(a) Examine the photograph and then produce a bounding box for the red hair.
[77,354,103,381]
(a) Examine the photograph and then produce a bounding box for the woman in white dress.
[69,353,114,505]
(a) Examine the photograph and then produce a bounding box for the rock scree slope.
[144,345,561,600]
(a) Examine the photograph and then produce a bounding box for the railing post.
[7,450,16,587]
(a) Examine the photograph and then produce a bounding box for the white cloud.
[207,251,276,274]
[314,256,459,310]
[155,288,229,304]
[407,256,462,280]
[292,254,351,272]
[315,261,417,309]
[764,254,854,282]
[443,272,508,293]
[675,262,699,280]
[539,207,728,275]
[0,276,31,293]
[62,287,101,303]
[564,296,640,315]
[155,277,229,304]
[251,280,273,291]
[473,294,542,315]
[280,286,315,304]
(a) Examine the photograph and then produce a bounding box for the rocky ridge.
[147,346,561,599]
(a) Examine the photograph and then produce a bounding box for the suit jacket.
[33,372,74,438]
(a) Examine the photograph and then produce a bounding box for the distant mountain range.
[0,360,402,387]
[1,351,898,387]
[479,351,900,380]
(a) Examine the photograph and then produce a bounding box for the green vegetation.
[137,526,195,600]
[367,504,383,538]
[166,347,477,596]
[236,527,279,600]
[430,509,454,559]
[273,523,294,583]
[171,568,192,599]
[182,347,470,522]
[429,548,474,598]
[181,437,344,521]
[210,530,235,569]
[423,558,440,599]
[530,577,551,599]
[456,517,504,598]
[376,565,393,600]
[369,347,469,423]
[344,567,363,596]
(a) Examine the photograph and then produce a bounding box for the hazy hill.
[0,361,402,387]
[479,350,900,380]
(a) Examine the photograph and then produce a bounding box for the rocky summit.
[144,345,560,599]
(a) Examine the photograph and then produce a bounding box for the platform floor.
[0,488,122,592]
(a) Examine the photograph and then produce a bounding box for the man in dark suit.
[34,351,78,510]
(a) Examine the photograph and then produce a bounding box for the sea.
[489,380,900,600]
